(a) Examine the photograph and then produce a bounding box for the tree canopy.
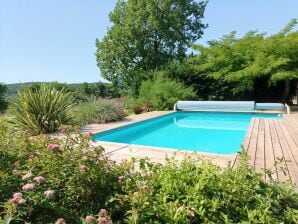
[0,83,7,111]
[96,0,208,94]
[161,20,298,102]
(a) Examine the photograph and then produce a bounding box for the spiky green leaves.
[9,84,74,135]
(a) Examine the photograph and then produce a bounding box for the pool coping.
[85,110,283,167]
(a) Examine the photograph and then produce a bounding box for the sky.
[0,0,297,84]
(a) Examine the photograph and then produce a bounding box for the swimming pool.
[93,112,281,154]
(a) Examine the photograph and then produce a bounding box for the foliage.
[0,125,124,223]
[72,99,125,125]
[76,82,120,99]
[8,84,74,135]
[113,155,298,223]
[96,0,208,94]
[137,75,196,110]
[0,124,298,223]
[187,20,298,102]
[4,82,120,104]
[0,83,7,111]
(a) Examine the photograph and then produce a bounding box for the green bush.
[137,75,196,110]
[0,127,124,223]
[72,99,125,125]
[8,84,74,135]
[113,156,298,223]
[1,123,298,223]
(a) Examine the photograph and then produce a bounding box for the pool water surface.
[93,112,281,154]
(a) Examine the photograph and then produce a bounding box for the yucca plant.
[9,84,74,135]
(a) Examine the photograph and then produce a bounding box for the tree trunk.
[283,80,291,103]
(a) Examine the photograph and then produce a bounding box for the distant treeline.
[0,82,120,111]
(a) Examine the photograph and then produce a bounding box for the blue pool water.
[93,112,281,154]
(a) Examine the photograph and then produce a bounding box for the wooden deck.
[234,113,298,186]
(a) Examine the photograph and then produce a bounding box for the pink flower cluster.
[34,176,45,183]
[22,183,35,191]
[85,209,112,224]
[117,175,124,183]
[48,144,60,152]
[22,172,33,180]
[44,190,55,199]
[85,215,96,223]
[79,164,88,172]
[9,192,26,205]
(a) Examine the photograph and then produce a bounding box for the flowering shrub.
[0,124,125,223]
[72,98,125,126]
[1,122,298,223]
[111,157,298,223]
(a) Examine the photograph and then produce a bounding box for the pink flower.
[47,144,60,152]
[18,199,26,205]
[44,190,55,199]
[22,183,35,191]
[13,192,23,199]
[55,218,66,224]
[79,164,88,172]
[118,175,124,182]
[13,169,21,176]
[34,176,45,183]
[9,192,25,205]
[85,215,96,223]
[22,172,33,180]
[9,197,20,204]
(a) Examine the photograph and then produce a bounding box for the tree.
[96,0,208,95]
[175,20,298,102]
[0,83,7,111]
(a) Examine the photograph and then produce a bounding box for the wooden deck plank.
[254,119,265,175]
[247,119,259,167]
[275,119,298,186]
[273,119,298,185]
[264,119,277,182]
[232,118,255,168]
[282,119,298,147]
[267,120,290,182]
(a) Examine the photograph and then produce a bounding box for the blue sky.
[0,0,297,84]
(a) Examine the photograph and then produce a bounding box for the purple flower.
[85,215,96,223]
[22,183,35,191]
[13,192,23,199]
[44,190,55,199]
[34,176,45,183]
[48,144,60,152]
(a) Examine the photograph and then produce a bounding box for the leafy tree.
[96,0,208,94]
[172,20,298,102]
[0,83,7,111]
[137,73,196,110]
